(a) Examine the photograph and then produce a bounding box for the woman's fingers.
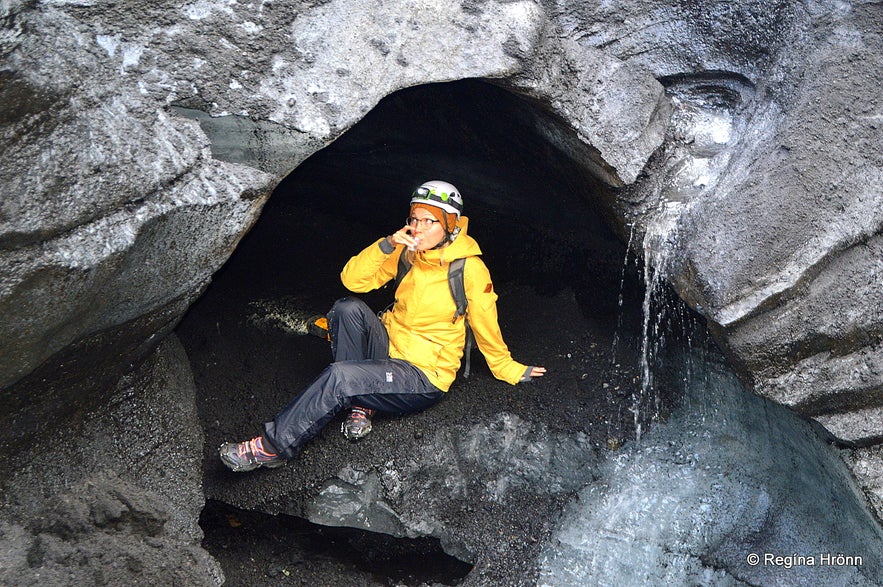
[390,226,419,249]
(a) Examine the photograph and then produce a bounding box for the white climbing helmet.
[410,180,464,218]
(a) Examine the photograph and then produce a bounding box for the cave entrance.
[178,78,654,584]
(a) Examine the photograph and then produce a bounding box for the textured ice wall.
[539,346,883,586]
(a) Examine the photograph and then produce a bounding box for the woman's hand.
[520,366,547,382]
[387,224,420,251]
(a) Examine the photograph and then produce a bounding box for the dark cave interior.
[177,78,690,586]
[210,79,634,315]
[200,499,474,586]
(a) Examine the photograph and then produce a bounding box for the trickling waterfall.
[628,200,688,442]
[610,222,637,360]
[541,77,883,578]
[624,77,748,443]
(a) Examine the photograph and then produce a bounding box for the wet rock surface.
[602,1,883,444]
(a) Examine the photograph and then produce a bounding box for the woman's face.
[408,207,448,250]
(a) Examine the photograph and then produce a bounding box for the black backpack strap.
[462,325,475,379]
[447,257,468,321]
[397,253,466,319]
[377,250,413,318]
[447,257,474,379]
[395,249,412,291]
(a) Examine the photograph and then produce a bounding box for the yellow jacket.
[340,217,528,391]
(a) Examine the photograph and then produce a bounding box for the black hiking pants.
[263,297,445,458]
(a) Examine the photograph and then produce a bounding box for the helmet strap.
[443,216,460,244]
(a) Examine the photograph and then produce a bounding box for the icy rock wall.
[539,347,883,587]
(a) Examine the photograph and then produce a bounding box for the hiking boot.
[341,406,375,441]
[219,436,285,472]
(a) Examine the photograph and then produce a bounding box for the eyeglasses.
[406,216,441,228]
